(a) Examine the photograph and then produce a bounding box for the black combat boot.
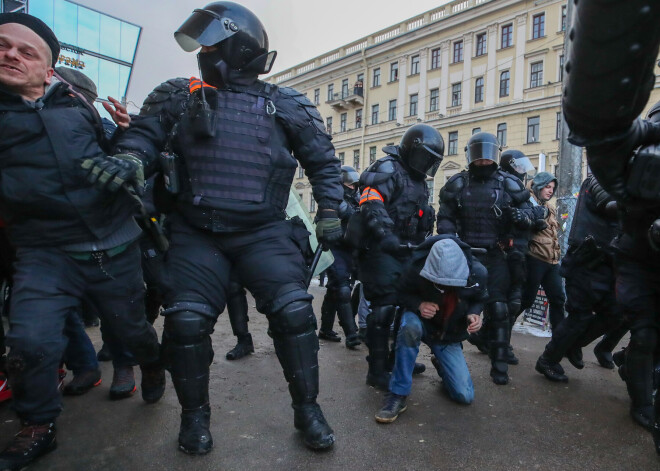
[140,361,166,404]
[625,345,654,431]
[593,341,615,369]
[366,306,396,390]
[226,333,255,360]
[535,354,569,382]
[488,303,510,385]
[336,298,361,349]
[318,290,340,342]
[0,422,56,470]
[179,404,213,454]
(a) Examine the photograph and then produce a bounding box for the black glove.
[506,207,528,226]
[533,219,548,232]
[315,208,343,247]
[379,233,402,255]
[82,153,144,195]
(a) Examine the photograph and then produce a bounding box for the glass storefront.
[26,0,141,115]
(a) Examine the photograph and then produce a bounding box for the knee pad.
[263,283,312,314]
[371,305,396,328]
[228,279,246,299]
[269,300,316,336]
[488,302,509,322]
[336,284,352,304]
[630,327,658,355]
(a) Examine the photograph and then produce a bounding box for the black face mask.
[198,50,259,88]
[469,162,498,180]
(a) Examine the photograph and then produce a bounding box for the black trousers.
[521,255,566,330]
[357,247,405,307]
[6,243,158,423]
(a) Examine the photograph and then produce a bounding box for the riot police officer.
[318,166,361,348]
[535,175,622,382]
[354,124,442,390]
[437,132,531,385]
[113,2,343,453]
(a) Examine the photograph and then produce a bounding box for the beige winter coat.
[528,193,561,264]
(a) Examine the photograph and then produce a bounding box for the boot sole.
[63,378,102,396]
[302,433,335,450]
[109,385,137,400]
[226,349,255,361]
[375,405,407,424]
[178,442,213,455]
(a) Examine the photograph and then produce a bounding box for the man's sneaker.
[593,341,615,369]
[293,402,335,450]
[109,366,136,400]
[63,369,102,396]
[96,344,112,362]
[226,335,255,360]
[345,333,361,349]
[0,373,11,403]
[179,405,213,455]
[318,330,341,342]
[140,363,166,404]
[535,355,568,383]
[0,422,56,470]
[375,393,407,423]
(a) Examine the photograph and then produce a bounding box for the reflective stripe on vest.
[359,187,384,205]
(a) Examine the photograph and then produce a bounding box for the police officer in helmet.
[113,1,343,453]
[318,165,361,347]
[437,132,531,385]
[355,124,442,390]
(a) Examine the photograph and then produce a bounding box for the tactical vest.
[456,173,509,249]
[174,82,291,215]
[568,181,618,249]
[387,161,432,244]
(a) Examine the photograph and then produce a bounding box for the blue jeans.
[389,311,474,404]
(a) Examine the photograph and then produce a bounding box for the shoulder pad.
[140,77,189,117]
[440,172,467,202]
[359,158,397,188]
[502,173,529,203]
[276,86,326,133]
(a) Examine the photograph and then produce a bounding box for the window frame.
[410,55,420,75]
[501,24,513,49]
[532,13,545,40]
[452,40,464,63]
[527,116,540,143]
[499,70,510,97]
[430,48,441,69]
[388,99,397,121]
[372,67,381,87]
[475,32,487,57]
[429,88,439,111]
[474,77,484,103]
[448,131,459,155]
[389,62,399,82]
[497,123,507,147]
[451,82,462,107]
[530,61,544,88]
[409,93,418,116]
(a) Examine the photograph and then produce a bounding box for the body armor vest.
[568,182,618,249]
[174,84,289,211]
[457,173,509,248]
[387,161,432,244]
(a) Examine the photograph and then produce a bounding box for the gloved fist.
[533,219,548,232]
[82,153,144,195]
[379,233,402,255]
[315,209,343,247]
[506,207,525,224]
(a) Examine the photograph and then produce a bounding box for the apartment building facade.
[269,0,659,213]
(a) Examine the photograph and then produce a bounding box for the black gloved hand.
[315,208,343,247]
[82,153,144,195]
[533,219,548,232]
[379,233,402,255]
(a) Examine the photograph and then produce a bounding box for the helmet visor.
[175,9,238,52]
[408,145,443,177]
[467,141,500,164]
[342,169,360,186]
[509,156,535,178]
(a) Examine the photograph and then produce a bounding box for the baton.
[399,243,487,255]
[123,186,169,252]
[306,242,324,288]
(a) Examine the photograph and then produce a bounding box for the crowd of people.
[0,1,659,470]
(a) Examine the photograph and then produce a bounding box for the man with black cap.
[112,2,343,453]
[0,13,164,470]
[375,236,487,423]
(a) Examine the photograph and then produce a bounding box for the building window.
[429,88,439,112]
[298,164,304,179]
[371,104,379,124]
[341,78,349,98]
[558,55,564,82]
[410,55,420,75]
[390,62,399,82]
[452,40,464,63]
[409,94,418,116]
[340,113,347,132]
[338,152,345,165]
[431,48,441,69]
[355,109,362,129]
[427,178,435,204]
[313,88,320,105]
[474,77,484,103]
[372,67,381,87]
[327,83,334,101]
[448,132,458,155]
[561,5,567,32]
[353,149,360,171]
[501,24,513,49]
[326,117,332,134]
[475,33,487,56]
[556,112,562,139]
[530,61,543,88]
[357,73,364,85]
[527,116,540,143]
[532,13,545,39]
[497,123,507,147]
[451,83,462,107]
[369,146,377,165]
[499,70,510,97]
[472,127,481,135]
[309,193,316,213]
[388,99,397,121]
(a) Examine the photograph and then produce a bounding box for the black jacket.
[398,235,489,344]
[0,82,136,247]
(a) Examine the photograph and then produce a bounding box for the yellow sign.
[58,54,85,70]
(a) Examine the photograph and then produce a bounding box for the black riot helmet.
[341,165,360,188]
[175,2,277,74]
[466,132,501,166]
[501,150,535,182]
[399,124,444,179]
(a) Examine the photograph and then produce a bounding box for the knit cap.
[0,13,60,66]
[419,239,469,287]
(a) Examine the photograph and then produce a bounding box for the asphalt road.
[1,284,657,471]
